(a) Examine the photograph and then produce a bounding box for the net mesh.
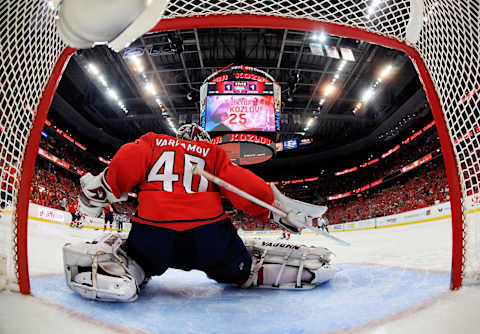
[0,0,479,291]
[0,0,66,290]
[164,0,412,42]
[414,1,480,284]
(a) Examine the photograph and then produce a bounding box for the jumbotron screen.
[202,81,277,132]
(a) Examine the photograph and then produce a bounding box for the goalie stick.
[193,167,350,246]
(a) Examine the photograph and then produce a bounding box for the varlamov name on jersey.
[155,138,211,157]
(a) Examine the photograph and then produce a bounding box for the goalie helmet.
[176,123,211,143]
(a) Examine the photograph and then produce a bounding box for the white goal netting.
[0,0,478,292]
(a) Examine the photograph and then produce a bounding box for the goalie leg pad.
[241,237,337,290]
[63,233,145,302]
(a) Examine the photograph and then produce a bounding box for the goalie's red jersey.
[106,132,274,231]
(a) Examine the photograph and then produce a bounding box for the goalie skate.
[242,237,337,290]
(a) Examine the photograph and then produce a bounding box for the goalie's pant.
[105,212,114,224]
[125,219,252,284]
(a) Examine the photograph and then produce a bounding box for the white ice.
[1,217,480,334]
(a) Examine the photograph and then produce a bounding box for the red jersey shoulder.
[135,132,166,147]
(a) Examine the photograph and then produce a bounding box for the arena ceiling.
[48,27,433,179]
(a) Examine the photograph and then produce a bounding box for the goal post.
[14,47,77,294]
[0,0,478,294]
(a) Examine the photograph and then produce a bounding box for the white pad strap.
[63,233,145,302]
[262,264,313,287]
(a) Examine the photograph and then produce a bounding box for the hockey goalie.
[63,124,337,302]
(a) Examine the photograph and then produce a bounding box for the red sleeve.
[106,133,154,198]
[214,146,273,222]
[104,205,113,214]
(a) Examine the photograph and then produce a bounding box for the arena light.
[361,87,375,103]
[107,88,119,100]
[47,0,56,10]
[98,75,108,87]
[145,82,156,95]
[87,63,100,76]
[319,98,326,105]
[337,60,346,71]
[129,55,141,66]
[367,0,381,15]
[130,55,144,73]
[307,118,314,127]
[380,64,393,79]
[324,83,336,97]
[332,73,340,83]
[315,32,327,43]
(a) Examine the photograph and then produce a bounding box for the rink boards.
[10,200,462,236]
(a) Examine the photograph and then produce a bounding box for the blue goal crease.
[30,264,449,334]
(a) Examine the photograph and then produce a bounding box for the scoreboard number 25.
[228,113,247,125]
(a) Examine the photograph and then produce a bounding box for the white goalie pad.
[63,233,145,302]
[242,237,337,290]
[270,183,327,233]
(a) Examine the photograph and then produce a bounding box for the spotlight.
[186,90,199,102]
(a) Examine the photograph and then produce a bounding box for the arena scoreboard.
[200,66,281,133]
[199,66,281,165]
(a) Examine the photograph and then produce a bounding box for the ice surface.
[1,218,480,334]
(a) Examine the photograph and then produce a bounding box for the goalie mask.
[176,123,211,143]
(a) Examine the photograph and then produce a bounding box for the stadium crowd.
[28,124,450,231]
[31,142,137,216]
[323,158,449,225]
[317,131,440,197]
[39,135,104,175]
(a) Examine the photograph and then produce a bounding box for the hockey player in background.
[103,204,114,231]
[68,198,79,228]
[320,217,329,233]
[63,124,335,302]
[117,211,128,233]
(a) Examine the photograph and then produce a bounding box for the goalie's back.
[105,132,273,231]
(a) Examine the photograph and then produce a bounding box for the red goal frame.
[16,14,464,294]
